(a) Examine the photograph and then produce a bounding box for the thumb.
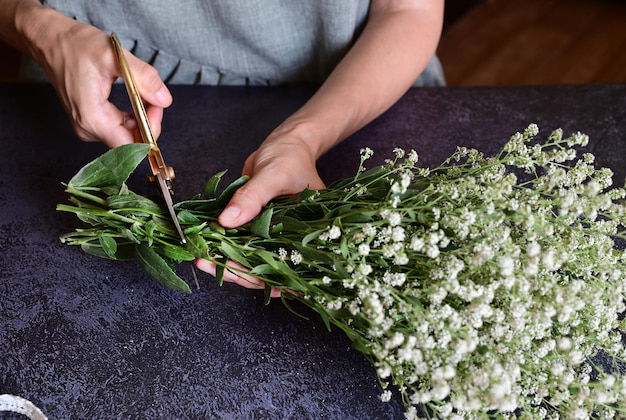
[218,169,325,229]
[217,176,269,229]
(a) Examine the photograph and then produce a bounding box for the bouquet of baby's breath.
[59,125,626,419]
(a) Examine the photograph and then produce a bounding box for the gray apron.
[23,0,445,86]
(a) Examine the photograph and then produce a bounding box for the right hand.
[29,12,172,147]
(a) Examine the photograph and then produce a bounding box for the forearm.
[1,1,46,51]
[0,0,76,66]
[274,0,444,158]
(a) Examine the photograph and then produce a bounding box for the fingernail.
[220,205,241,224]
[123,117,137,130]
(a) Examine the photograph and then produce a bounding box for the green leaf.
[295,188,319,202]
[98,234,118,259]
[107,192,163,214]
[183,222,207,235]
[324,204,353,220]
[317,306,332,331]
[69,143,151,188]
[157,244,196,262]
[302,228,326,246]
[213,256,226,286]
[204,170,228,199]
[249,263,281,276]
[216,175,249,209]
[134,244,191,293]
[270,223,283,235]
[250,207,273,239]
[80,241,135,260]
[219,241,245,264]
[255,250,283,270]
[174,199,218,214]
[177,209,201,224]
[272,215,310,232]
[121,228,140,244]
[341,211,378,223]
[263,283,272,305]
[254,250,299,278]
[293,243,334,265]
[206,221,225,235]
[185,233,209,258]
[340,236,349,257]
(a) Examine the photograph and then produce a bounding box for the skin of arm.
[218,0,444,228]
[197,0,445,293]
[0,0,172,147]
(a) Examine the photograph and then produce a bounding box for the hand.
[28,12,172,147]
[220,133,325,228]
[195,132,326,296]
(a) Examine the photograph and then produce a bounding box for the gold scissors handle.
[111,33,186,243]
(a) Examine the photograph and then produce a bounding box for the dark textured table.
[1,83,625,419]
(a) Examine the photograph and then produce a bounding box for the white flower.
[362,223,377,237]
[386,332,405,349]
[358,263,373,276]
[391,226,406,242]
[358,243,370,256]
[394,253,409,265]
[541,250,556,271]
[319,225,341,241]
[383,271,406,287]
[431,379,450,400]
[393,147,405,159]
[404,406,418,420]
[526,242,541,257]
[409,236,424,252]
[360,147,373,159]
[377,364,392,379]
[290,250,303,265]
[499,256,515,277]
[557,337,572,352]
[425,244,440,259]
[381,210,402,226]
[400,172,411,189]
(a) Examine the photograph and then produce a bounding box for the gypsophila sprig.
[58,126,626,419]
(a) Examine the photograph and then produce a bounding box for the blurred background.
[1,0,626,85]
[440,0,626,85]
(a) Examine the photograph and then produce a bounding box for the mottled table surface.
[1,83,625,419]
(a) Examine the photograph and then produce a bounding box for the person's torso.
[42,0,371,85]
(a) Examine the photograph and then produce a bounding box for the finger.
[126,52,172,108]
[195,258,264,289]
[217,178,267,229]
[219,170,324,229]
[73,100,136,147]
[92,96,163,147]
[145,104,164,140]
[195,259,282,298]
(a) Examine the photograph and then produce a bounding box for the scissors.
[111,33,186,243]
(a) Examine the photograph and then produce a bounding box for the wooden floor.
[2,0,626,86]
[438,0,626,86]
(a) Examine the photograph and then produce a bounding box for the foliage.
[59,126,626,418]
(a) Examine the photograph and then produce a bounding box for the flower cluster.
[60,125,626,418]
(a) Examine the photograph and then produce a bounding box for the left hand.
[194,132,325,296]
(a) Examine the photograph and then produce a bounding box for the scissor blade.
[156,174,186,243]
